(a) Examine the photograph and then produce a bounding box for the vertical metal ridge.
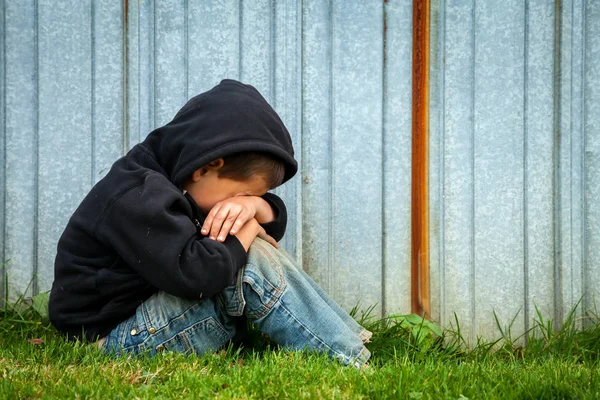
[238,0,243,80]
[152,0,157,130]
[296,0,307,271]
[295,0,303,262]
[122,0,129,155]
[552,0,563,329]
[0,0,7,302]
[580,0,588,317]
[91,0,96,184]
[470,0,476,338]
[136,1,141,146]
[523,0,530,338]
[381,0,387,316]
[438,0,447,325]
[327,0,334,294]
[411,0,430,317]
[184,0,189,100]
[33,0,39,295]
[270,0,276,104]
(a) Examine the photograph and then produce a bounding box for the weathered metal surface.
[1,0,598,341]
[411,0,430,316]
[583,0,600,313]
[4,0,37,298]
[2,0,124,298]
[382,0,413,317]
[0,0,7,301]
[429,0,600,339]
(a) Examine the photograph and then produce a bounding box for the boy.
[49,79,371,367]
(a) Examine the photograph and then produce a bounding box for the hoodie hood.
[141,79,298,186]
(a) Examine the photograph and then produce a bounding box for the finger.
[216,207,244,242]
[229,209,251,235]
[209,204,233,240]
[201,204,221,236]
[258,231,279,249]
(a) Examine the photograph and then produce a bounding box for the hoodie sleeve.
[260,192,287,242]
[96,174,247,299]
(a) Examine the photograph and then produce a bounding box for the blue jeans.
[101,238,372,368]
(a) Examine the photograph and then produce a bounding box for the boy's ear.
[206,158,225,169]
[193,158,225,181]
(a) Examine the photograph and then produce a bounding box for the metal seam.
[381,0,387,316]
[523,0,530,339]
[328,0,334,295]
[91,0,96,184]
[33,0,39,295]
[470,0,476,338]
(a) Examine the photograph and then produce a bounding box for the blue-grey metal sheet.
[558,0,585,324]
[584,0,600,312]
[329,1,384,312]
[430,0,600,339]
[124,0,411,315]
[382,0,413,315]
[1,0,125,299]
[2,0,598,341]
[4,0,38,297]
[0,0,5,300]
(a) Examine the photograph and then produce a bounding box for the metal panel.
[5,0,596,341]
[430,0,600,339]
[301,0,333,294]
[0,0,5,299]
[93,1,125,182]
[559,0,586,323]
[430,0,477,337]
[382,0,413,315]
[4,0,37,297]
[329,1,384,313]
[524,0,556,332]
[37,0,93,291]
[584,0,600,312]
[272,0,302,259]
[126,0,406,314]
[1,0,125,299]
[187,0,240,94]
[154,0,187,127]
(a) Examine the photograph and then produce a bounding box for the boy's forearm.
[253,196,276,224]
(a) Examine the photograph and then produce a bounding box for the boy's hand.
[201,196,275,244]
[232,218,279,251]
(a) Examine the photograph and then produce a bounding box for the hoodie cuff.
[221,235,248,273]
[260,193,287,242]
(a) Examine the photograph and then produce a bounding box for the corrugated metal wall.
[1,0,598,339]
[429,0,600,338]
[124,0,415,315]
[0,0,414,317]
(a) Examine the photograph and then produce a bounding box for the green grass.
[1,295,599,399]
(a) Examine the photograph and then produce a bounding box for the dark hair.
[218,152,286,189]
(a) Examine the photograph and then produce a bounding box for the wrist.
[254,197,276,224]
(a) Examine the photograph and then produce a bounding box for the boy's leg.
[276,247,372,343]
[102,291,238,356]
[218,238,371,368]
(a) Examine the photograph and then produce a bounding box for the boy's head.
[183,151,285,214]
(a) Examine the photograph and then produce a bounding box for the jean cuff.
[359,329,373,343]
[351,345,371,369]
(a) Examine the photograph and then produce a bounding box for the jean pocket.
[158,317,230,355]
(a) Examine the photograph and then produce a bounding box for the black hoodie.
[49,79,298,341]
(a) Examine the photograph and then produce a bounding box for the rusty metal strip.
[411,0,430,317]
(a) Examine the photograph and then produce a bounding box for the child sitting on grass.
[49,79,371,368]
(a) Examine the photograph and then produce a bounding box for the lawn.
[1,294,599,399]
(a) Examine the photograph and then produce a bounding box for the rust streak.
[411,0,430,317]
